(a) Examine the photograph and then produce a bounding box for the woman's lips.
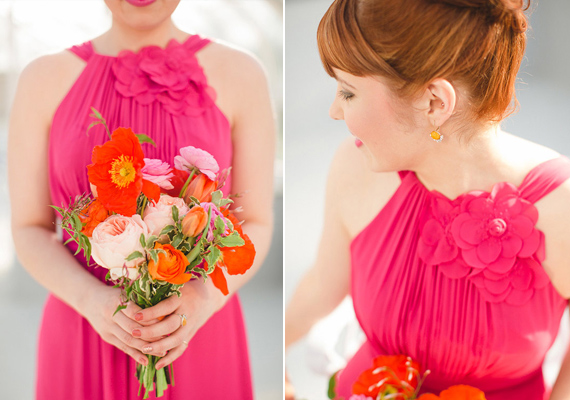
[125,0,157,7]
[355,138,363,148]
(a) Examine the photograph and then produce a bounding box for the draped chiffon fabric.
[336,156,570,400]
[40,35,253,399]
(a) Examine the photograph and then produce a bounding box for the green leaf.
[214,216,225,235]
[219,198,233,207]
[135,133,156,147]
[211,190,223,206]
[149,250,159,264]
[205,246,221,269]
[90,106,103,120]
[191,266,208,281]
[72,214,83,232]
[159,225,175,236]
[327,371,339,399]
[126,251,144,261]
[140,233,146,249]
[171,233,183,249]
[172,205,179,222]
[113,304,127,316]
[218,233,245,248]
[145,235,158,249]
[151,283,172,304]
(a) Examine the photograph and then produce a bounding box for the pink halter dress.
[335,156,570,400]
[41,35,253,399]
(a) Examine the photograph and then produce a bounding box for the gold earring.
[430,126,443,142]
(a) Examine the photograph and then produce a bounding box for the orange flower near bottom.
[80,198,109,237]
[148,243,191,285]
[418,394,441,400]
[418,385,487,400]
[352,355,420,398]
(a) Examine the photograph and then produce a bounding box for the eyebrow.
[336,78,356,90]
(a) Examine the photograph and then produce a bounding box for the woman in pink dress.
[286,0,570,399]
[8,1,275,399]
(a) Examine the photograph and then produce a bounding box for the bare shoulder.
[328,137,401,238]
[15,50,86,123]
[196,40,269,126]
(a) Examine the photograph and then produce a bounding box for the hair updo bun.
[317,0,531,122]
[435,0,529,32]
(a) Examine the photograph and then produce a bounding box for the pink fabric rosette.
[111,38,214,116]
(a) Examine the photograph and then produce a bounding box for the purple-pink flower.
[201,202,231,242]
[111,37,214,116]
[174,146,219,181]
[142,158,174,190]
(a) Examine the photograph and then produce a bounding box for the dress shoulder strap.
[67,41,94,62]
[519,156,570,203]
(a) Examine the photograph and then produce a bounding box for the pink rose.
[174,146,219,181]
[142,158,174,190]
[90,214,149,280]
[143,194,190,236]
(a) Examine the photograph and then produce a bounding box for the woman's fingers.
[141,326,194,358]
[132,314,181,341]
[100,327,149,366]
[134,295,181,323]
[122,302,161,326]
[154,340,189,370]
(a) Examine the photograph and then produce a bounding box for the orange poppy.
[205,261,229,296]
[87,127,159,216]
[352,355,420,398]
[80,198,109,237]
[219,212,256,275]
[418,394,441,400]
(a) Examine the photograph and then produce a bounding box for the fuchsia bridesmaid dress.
[336,156,570,400]
[40,35,253,399]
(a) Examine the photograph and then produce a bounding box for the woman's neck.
[412,123,517,199]
[95,18,184,56]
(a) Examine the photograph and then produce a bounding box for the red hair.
[317,0,530,122]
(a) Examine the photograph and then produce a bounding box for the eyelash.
[338,90,354,101]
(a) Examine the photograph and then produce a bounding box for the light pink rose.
[90,214,149,280]
[142,158,175,190]
[174,146,219,181]
[143,194,190,236]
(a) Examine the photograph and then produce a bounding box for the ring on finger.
[177,313,188,328]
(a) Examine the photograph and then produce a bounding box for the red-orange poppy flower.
[87,127,159,215]
[80,198,109,237]
[219,211,255,275]
[352,355,419,398]
[204,261,229,296]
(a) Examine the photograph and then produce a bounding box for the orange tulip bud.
[181,207,208,237]
[184,174,217,203]
[80,198,110,237]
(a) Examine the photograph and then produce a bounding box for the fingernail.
[135,313,143,321]
[139,357,148,366]
[132,329,141,337]
[142,346,153,353]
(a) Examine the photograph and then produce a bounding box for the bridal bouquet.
[328,355,486,400]
[52,109,255,398]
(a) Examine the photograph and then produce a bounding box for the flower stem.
[179,168,196,199]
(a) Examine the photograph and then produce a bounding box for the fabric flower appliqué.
[418,182,549,305]
[111,37,214,116]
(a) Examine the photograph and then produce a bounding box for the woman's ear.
[414,78,456,128]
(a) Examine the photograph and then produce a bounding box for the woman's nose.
[329,98,343,120]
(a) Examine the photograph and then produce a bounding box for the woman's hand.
[121,279,227,369]
[81,284,153,366]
